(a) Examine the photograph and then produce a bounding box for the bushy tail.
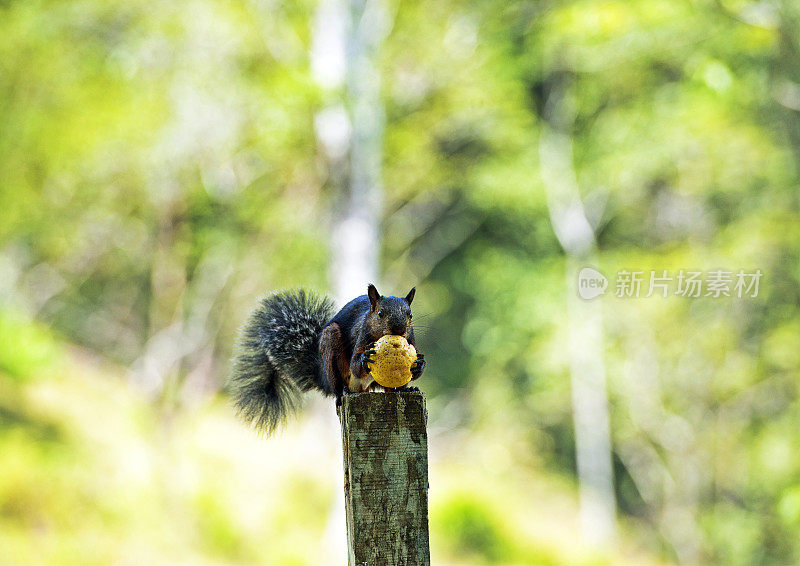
[228,289,335,433]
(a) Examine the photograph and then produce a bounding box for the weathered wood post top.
[338,391,430,566]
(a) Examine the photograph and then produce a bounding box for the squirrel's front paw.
[410,353,426,379]
[360,349,376,374]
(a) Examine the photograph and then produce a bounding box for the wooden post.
[338,391,430,566]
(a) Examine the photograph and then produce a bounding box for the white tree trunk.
[313,0,391,303]
[539,79,616,547]
[312,0,392,561]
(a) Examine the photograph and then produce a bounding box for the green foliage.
[0,311,62,382]
[193,490,251,560]
[436,495,513,562]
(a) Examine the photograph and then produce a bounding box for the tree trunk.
[539,73,616,546]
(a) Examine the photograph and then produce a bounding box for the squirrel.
[228,284,426,433]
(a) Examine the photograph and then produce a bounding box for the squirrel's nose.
[390,323,406,335]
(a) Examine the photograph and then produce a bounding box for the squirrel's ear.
[404,287,416,305]
[367,284,381,311]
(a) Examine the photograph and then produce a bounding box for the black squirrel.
[228,284,426,433]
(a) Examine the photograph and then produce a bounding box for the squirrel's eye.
[378,310,384,317]
[408,313,413,319]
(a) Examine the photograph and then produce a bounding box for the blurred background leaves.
[2,0,800,564]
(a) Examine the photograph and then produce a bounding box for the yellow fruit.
[369,335,417,388]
